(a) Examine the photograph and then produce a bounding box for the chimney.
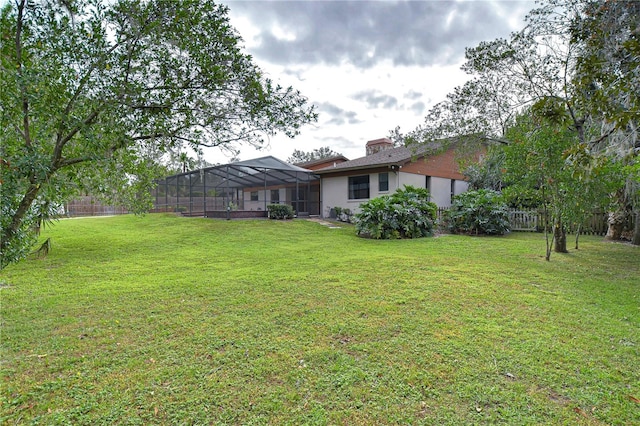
[366,138,394,156]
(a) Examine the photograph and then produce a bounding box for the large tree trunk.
[632,210,640,246]
[605,209,627,240]
[0,183,42,258]
[553,218,568,253]
[606,188,629,241]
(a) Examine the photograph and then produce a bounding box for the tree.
[503,108,613,259]
[573,0,640,132]
[286,146,341,164]
[462,146,505,192]
[407,0,589,144]
[164,150,209,175]
[407,0,589,254]
[572,0,640,243]
[0,0,317,268]
[401,0,638,248]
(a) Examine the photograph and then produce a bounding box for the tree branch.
[52,107,104,168]
[15,0,31,149]
[57,42,122,143]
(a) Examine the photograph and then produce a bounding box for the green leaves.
[287,147,342,164]
[267,204,294,220]
[446,190,510,236]
[354,185,437,239]
[573,0,640,131]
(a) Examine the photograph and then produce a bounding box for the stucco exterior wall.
[243,189,265,211]
[321,171,472,215]
[428,176,452,207]
[322,171,461,216]
[241,187,286,211]
[453,180,469,197]
[322,171,400,217]
[321,175,351,217]
[398,172,424,188]
[393,172,468,207]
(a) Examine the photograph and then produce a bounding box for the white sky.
[204,0,535,164]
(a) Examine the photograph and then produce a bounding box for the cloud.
[319,135,363,157]
[408,101,426,116]
[224,1,534,69]
[352,90,399,110]
[282,68,307,81]
[404,90,423,100]
[317,102,362,126]
[206,1,535,165]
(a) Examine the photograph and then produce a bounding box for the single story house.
[152,137,485,219]
[313,137,483,217]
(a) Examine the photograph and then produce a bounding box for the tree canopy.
[0,0,317,268]
[286,146,342,164]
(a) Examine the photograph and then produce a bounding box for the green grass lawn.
[1,214,638,425]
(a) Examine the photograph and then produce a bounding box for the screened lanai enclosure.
[151,156,320,218]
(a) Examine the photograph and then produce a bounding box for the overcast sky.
[210,0,536,163]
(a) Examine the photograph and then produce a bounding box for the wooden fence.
[64,196,129,217]
[508,210,538,231]
[437,208,630,236]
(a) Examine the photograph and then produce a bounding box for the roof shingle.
[313,142,442,174]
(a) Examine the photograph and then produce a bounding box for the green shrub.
[354,185,437,239]
[446,189,510,235]
[267,204,294,220]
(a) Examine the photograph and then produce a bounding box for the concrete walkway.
[306,217,343,229]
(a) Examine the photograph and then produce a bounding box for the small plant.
[446,189,510,235]
[329,206,353,222]
[341,208,353,223]
[354,185,437,239]
[267,204,294,220]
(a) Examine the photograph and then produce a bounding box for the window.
[250,191,259,201]
[348,175,370,199]
[425,175,431,191]
[378,172,389,192]
[270,189,280,203]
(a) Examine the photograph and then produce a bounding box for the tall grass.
[1,214,638,424]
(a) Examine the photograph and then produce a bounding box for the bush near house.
[446,189,511,235]
[355,185,437,239]
[332,206,353,223]
[267,204,294,219]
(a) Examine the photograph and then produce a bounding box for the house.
[151,137,483,219]
[314,137,483,218]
